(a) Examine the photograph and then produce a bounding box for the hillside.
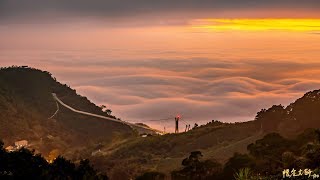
[89,89,320,179]
[88,120,262,179]
[256,89,320,137]
[0,66,134,159]
[2,66,320,179]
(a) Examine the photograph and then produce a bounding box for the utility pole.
[175,116,180,133]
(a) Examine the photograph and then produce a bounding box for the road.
[51,93,163,134]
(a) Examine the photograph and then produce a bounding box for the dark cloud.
[1,0,320,22]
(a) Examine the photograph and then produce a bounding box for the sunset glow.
[1,1,320,130]
[3,1,320,178]
[192,19,320,32]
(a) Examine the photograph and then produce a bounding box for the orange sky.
[1,18,320,60]
[1,17,320,131]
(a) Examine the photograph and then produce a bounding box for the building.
[5,146,14,152]
[14,140,28,148]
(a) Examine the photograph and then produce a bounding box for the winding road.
[51,93,163,134]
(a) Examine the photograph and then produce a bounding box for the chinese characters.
[283,169,319,179]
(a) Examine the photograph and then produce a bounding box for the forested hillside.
[0,66,134,160]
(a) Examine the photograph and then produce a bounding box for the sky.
[1,0,320,131]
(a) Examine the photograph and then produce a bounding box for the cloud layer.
[1,49,320,131]
[1,0,320,23]
[1,8,320,131]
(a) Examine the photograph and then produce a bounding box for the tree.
[285,90,320,130]
[105,109,112,115]
[0,143,108,179]
[247,133,290,158]
[100,105,112,115]
[193,123,199,129]
[181,151,202,167]
[0,140,4,154]
[246,133,292,175]
[222,153,255,180]
[100,105,106,110]
[2,148,49,179]
[171,151,222,180]
[76,159,108,179]
[255,105,286,132]
[49,156,76,179]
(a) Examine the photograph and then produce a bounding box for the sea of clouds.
[1,49,320,131]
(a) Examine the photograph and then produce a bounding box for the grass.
[234,168,252,180]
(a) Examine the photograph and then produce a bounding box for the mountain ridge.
[0,66,134,158]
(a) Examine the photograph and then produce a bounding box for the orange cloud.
[191,19,320,32]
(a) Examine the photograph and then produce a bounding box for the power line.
[144,117,174,122]
[180,118,188,126]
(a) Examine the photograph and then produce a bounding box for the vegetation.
[171,151,222,180]
[233,168,252,180]
[0,140,107,179]
[100,120,260,178]
[255,105,286,133]
[255,90,320,136]
[110,87,320,179]
[0,66,134,162]
[167,128,320,179]
[3,66,320,179]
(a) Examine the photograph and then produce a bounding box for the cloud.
[2,50,320,131]
[75,86,145,105]
[1,0,320,23]
[288,81,320,92]
[50,58,320,128]
[193,19,320,32]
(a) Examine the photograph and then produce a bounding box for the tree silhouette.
[171,151,222,180]
[255,105,286,132]
[49,156,76,179]
[0,140,108,179]
[222,153,255,180]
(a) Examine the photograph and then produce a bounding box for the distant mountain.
[0,66,134,158]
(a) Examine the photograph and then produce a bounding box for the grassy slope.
[91,120,262,178]
[100,89,320,179]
